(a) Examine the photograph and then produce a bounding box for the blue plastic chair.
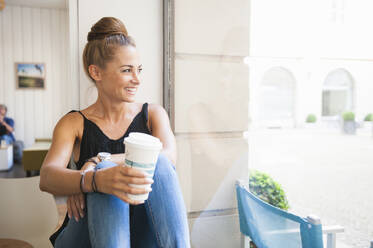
[236,180,324,248]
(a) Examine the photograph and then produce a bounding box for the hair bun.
[87,17,128,42]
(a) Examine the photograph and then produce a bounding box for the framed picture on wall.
[15,62,45,89]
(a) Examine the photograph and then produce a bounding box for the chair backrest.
[0,176,59,248]
[236,180,324,248]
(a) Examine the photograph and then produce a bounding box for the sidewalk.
[335,241,352,248]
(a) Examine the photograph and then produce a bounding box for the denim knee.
[96,160,117,170]
[155,154,176,175]
[0,135,13,145]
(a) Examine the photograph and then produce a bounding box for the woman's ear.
[88,65,102,81]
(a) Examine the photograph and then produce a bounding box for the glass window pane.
[322,90,347,116]
[173,1,372,247]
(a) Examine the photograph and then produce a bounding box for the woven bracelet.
[86,158,98,165]
[79,173,84,193]
[92,170,98,192]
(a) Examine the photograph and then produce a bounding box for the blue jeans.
[0,134,13,145]
[55,154,190,248]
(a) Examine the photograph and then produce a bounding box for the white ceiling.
[5,0,67,9]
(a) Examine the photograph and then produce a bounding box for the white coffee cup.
[124,132,162,201]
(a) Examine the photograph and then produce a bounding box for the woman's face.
[97,45,142,103]
[0,107,6,116]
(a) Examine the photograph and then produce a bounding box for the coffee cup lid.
[124,132,162,150]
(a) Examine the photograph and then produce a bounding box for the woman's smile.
[125,87,137,95]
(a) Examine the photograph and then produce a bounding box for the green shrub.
[342,111,355,121]
[305,114,317,123]
[249,170,290,211]
[364,113,373,122]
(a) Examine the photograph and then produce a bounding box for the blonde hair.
[82,17,136,82]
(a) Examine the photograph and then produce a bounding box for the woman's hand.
[95,165,153,205]
[67,193,85,222]
[66,161,152,221]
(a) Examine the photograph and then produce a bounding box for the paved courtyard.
[248,127,373,248]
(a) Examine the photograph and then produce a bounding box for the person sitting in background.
[0,104,15,145]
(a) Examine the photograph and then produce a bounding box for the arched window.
[258,67,296,127]
[322,69,354,117]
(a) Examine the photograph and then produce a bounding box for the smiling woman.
[82,19,143,104]
[92,45,142,103]
[39,17,190,247]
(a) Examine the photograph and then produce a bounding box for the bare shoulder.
[42,111,83,172]
[147,103,176,163]
[53,111,83,138]
[147,103,171,133]
[148,103,168,118]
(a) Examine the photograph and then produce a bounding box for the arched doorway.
[258,67,296,127]
[322,69,354,118]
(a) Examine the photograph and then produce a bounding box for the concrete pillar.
[174,0,251,246]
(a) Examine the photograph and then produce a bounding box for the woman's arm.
[0,117,14,133]
[39,113,85,195]
[40,112,152,204]
[86,154,125,166]
[149,104,177,165]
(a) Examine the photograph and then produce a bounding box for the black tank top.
[75,102,151,169]
[50,103,151,245]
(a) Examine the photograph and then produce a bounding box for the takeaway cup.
[124,132,162,201]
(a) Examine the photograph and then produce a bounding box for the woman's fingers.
[120,175,153,185]
[73,194,85,218]
[119,166,148,178]
[110,180,151,195]
[113,189,145,205]
[67,197,72,219]
[67,196,80,222]
[122,183,152,195]
[67,194,85,222]
[95,166,153,199]
[78,193,85,210]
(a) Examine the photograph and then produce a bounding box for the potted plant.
[342,111,356,135]
[363,113,373,137]
[364,113,373,123]
[305,114,317,123]
[248,171,290,248]
[364,113,373,122]
[305,114,317,128]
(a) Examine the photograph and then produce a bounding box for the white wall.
[0,5,75,147]
[76,0,163,109]
[0,0,162,146]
